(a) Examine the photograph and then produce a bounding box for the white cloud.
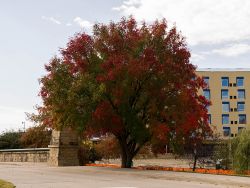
[211,43,250,57]
[114,0,250,45]
[190,43,250,63]
[41,16,61,25]
[190,53,205,63]
[66,23,72,27]
[73,17,93,30]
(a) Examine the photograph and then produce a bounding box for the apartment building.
[196,68,250,138]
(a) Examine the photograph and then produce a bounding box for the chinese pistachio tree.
[39,17,211,168]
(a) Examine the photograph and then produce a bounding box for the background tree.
[20,124,51,148]
[39,17,211,168]
[231,129,250,173]
[0,130,22,149]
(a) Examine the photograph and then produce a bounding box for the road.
[0,162,249,188]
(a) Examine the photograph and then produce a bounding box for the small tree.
[20,125,51,148]
[231,129,250,173]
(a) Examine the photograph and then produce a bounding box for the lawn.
[0,179,15,188]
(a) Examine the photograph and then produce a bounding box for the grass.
[0,179,15,188]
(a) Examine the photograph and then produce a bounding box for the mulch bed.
[85,163,250,176]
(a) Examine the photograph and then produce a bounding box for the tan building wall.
[196,69,250,138]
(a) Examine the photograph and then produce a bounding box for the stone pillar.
[48,127,79,166]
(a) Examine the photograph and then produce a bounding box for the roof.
[197,68,250,72]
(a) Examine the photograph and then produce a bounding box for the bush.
[78,141,102,165]
[151,140,167,156]
[93,135,120,159]
[231,129,250,173]
[212,141,231,170]
[135,144,154,159]
[20,125,51,148]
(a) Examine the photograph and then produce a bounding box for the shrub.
[231,129,250,173]
[20,125,51,148]
[78,141,102,165]
[93,135,120,159]
[135,144,154,159]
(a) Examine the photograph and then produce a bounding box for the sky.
[1,0,250,132]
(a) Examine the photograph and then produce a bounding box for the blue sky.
[1,0,250,132]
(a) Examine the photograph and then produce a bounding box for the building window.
[222,114,229,124]
[203,77,209,87]
[203,89,210,99]
[236,77,244,87]
[239,114,246,124]
[238,89,245,99]
[237,102,245,112]
[208,114,211,124]
[221,89,229,99]
[221,77,229,87]
[223,127,231,137]
[222,102,230,112]
[238,127,245,133]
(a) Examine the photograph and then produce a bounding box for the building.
[196,68,250,138]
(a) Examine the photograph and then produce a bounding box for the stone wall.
[0,148,49,162]
[0,128,80,166]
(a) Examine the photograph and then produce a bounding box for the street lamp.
[22,121,26,132]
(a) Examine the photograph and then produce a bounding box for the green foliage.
[212,141,231,170]
[0,130,22,149]
[231,129,250,173]
[78,141,102,165]
[40,58,104,132]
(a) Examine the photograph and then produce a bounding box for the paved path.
[0,162,249,188]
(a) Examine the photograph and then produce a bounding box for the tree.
[20,124,51,148]
[231,129,250,173]
[0,130,22,149]
[39,17,211,168]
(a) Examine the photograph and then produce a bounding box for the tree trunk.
[192,153,197,172]
[117,135,136,168]
[121,152,133,168]
[116,132,149,168]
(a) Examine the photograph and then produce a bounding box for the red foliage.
[93,101,123,135]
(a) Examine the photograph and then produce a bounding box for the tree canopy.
[0,130,22,149]
[39,17,211,167]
